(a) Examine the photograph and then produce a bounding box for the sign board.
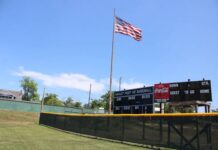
[114,87,153,114]
[154,83,170,102]
[113,80,212,113]
[169,80,212,102]
[114,87,153,97]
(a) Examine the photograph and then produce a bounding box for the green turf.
[0,110,147,150]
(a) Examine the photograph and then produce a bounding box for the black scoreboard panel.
[169,80,212,102]
[113,87,154,114]
[113,80,212,113]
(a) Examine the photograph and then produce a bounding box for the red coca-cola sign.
[154,83,170,100]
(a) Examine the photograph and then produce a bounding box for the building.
[0,89,22,100]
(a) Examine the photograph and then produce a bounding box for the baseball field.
[0,110,147,150]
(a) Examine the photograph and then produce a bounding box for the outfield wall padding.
[0,99,104,114]
[39,112,218,150]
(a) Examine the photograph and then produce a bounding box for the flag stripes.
[115,16,142,41]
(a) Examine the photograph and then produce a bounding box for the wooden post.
[195,105,198,113]
[160,102,164,114]
[208,105,211,113]
[205,105,208,113]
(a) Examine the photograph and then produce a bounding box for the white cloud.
[15,68,145,94]
[15,69,105,93]
[121,82,144,89]
[101,78,145,90]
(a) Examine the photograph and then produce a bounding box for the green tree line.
[19,76,110,110]
[20,76,193,112]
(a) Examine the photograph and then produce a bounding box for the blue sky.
[0,0,218,108]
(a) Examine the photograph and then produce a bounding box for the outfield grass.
[0,110,147,150]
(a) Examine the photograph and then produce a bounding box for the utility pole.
[40,88,45,112]
[88,84,92,108]
[119,77,122,91]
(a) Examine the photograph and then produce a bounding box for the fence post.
[167,118,171,146]
[63,116,67,130]
[160,117,163,143]
[122,117,125,141]
[94,116,97,137]
[79,116,82,133]
[142,116,145,140]
[196,117,200,149]
[180,119,183,149]
[54,115,57,128]
[208,116,212,150]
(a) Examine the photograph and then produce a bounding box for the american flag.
[115,16,142,41]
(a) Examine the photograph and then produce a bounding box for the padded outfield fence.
[39,112,218,150]
[0,99,104,114]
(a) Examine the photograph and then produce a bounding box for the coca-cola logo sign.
[154,83,170,101]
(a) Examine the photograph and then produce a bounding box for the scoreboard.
[169,80,212,102]
[113,86,153,114]
[113,80,212,114]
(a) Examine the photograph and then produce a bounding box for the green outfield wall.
[0,99,104,114]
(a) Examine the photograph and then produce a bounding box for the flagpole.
[109,9,116,114]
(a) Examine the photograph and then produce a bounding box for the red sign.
[154,83,170,101]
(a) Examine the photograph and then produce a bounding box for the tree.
[212,108,218,112]
[164,103,194,113]
[174,106,194,113]
[74,102,82,108]
[43,93,63,106]
[90,92,114,110]
[20,76,39,101]
[63,97,82,108]
[64,97,74,107]
[83,103,90,108]
[100,91,114,110]
[91,99,102,109]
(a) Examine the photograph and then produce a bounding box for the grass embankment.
[0,110,146,150]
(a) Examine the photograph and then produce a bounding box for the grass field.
[0,110,147,150]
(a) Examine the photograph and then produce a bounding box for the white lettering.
[190,90,195,94]
[124,106,130,110]
[170,91,180,95]
[116,106,120,110]
[170,83,179,88]
[115,92,124,96]
[128,96,135,100]
[125,91,131,95]
[117,97,122,101]
[155,88,169,93]
[184,90,189,94]
[137,89,151,94]
[132,90,136,94]
[142,94,151,99]
[200,89,210,93]
[201,81,209,86]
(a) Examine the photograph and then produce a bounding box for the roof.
[0,89,22,100]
